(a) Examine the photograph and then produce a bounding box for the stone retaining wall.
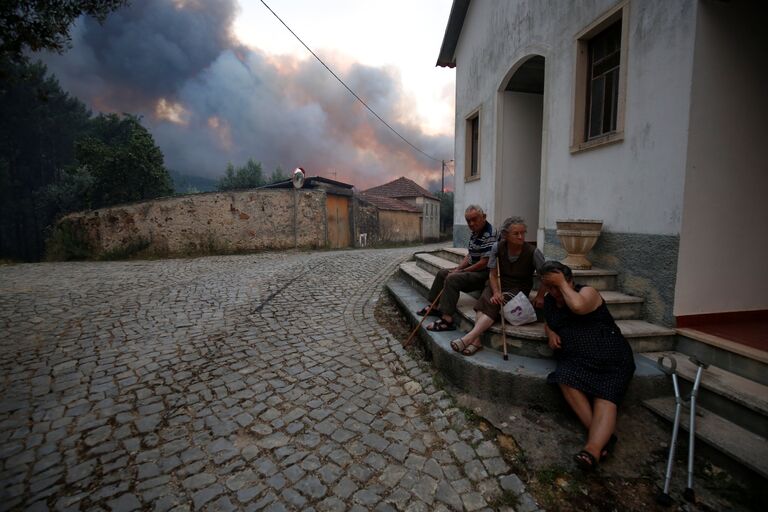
[51,189,327,258]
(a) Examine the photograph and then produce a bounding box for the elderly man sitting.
[416,205,494,331]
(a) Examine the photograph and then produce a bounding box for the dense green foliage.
[0,59,92,260]
[216,159,287,191]
[0,59,172,261]
[73,113,173,209]
[0,0,128,62]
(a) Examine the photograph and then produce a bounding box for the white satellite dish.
[292,168,305,189]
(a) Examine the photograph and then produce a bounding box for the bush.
[45,218,93,261]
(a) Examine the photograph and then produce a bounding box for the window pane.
[470,116,479,176]
[586,18,621,139]
[588,77,604,138]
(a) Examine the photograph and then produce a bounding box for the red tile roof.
[360,194,422,213]
[362,177,438,201]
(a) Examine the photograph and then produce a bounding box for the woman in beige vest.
[451,217,545,356]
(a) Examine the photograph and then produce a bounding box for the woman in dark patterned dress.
[540,261,636,470]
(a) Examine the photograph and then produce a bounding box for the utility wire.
[260,0,443,163]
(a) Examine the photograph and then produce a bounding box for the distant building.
[363,177,441,241]
[261,175,355,248]
[358,193,423,243]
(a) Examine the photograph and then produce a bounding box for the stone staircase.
[639,331,768,482]
[386,246,673,407]
[386,246,768,482]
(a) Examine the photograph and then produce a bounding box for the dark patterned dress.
[544,285,636,404]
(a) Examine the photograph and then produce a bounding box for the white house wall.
[453,0,697,233]
[451,0,699,325]
[674,0,768,317]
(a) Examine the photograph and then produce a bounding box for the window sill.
[570,131,624,154]
[464,174,481,183]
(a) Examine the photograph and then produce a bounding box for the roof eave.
[436,0,471,68]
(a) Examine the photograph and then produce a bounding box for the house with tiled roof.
[358,193,423,243]
[363,177,441,241]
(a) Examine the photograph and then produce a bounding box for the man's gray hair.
[499,216,526,234]
[464,204,485,215]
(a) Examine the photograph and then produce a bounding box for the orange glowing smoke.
[207,116,233,151]
[155,98,190,125]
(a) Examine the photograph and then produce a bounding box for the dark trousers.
[427,268,488,317]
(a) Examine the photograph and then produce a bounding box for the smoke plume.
[41,0,453,190]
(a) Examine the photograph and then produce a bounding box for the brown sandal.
[450,338,468,352]
[462,343,483,356]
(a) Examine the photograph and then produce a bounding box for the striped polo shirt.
[467,221,494,264]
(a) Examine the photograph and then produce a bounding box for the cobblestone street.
[0,248,532,511]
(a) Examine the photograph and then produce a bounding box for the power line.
[260,0,443,163]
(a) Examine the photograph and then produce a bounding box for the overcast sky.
[40,0,456,191]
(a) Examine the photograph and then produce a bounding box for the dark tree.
[0,0,128,62]
[74,113,173,209]
[217,159,265,191]
[0,59,92,260]
[268,166,287,184]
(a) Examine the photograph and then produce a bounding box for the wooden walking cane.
[496,268,509,361]
[403,288,444,348]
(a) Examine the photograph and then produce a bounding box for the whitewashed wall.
[674,0,768,316]
[452,0,698,236]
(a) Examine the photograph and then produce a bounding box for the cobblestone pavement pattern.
[0,248,533,511]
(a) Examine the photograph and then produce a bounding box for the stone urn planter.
[556,219,603,270]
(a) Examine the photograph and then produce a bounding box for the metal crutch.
[656,355,682,507]
[683,356,709,504]
[656,355,709,506]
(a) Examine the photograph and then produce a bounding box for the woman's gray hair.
[499,216,526,235]
[464,204,485,215]
[540,260,574,281]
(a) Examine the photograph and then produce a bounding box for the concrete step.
[408,258,643,320]
[644,396,768,481]
[414,252,459,276]
[421,249,619,291]
[640,351,768,438]
[676,328,768,386]
[398,262,675,358]
[386,276,666,409]
[434,247,467,264]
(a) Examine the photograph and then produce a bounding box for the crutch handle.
[657,355,677,375]
[689,355,710,369]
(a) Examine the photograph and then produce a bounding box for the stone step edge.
[407,260,630,316]
[643,396,768,480]
[420,251,620,278]
[400,262,674,340]
[676,328,768,365]
[386,276,666,407]
[414,254,635,302]
[640,351,768,418]
[433,248,620,277]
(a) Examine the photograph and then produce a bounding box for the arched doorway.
[495,55,545,245]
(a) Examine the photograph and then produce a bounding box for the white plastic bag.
[502,291,537,326]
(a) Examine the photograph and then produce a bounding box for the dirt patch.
[373,288,761,512]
